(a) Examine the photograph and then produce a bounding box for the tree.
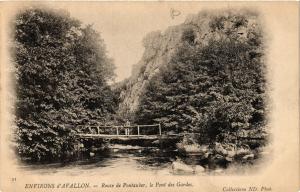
[136,12,267,146]
[14,8,116,161]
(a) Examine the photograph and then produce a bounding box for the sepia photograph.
[0,1,299,192]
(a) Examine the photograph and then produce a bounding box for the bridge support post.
[97,127,100,134]
[159,124,162,135]
[137,125,140,135]
[116,127,119,135]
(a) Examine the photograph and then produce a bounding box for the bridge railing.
[77,124,162,136]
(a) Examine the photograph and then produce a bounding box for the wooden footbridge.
[76,124,177,140]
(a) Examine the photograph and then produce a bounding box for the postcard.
[0,1,299,192]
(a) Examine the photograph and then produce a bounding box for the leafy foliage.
[14,9,116,161]
[136,12,267,145]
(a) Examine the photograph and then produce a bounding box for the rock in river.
[242,153,255,160]
[194,165,205,173]
[171,161,194,174]
[89,152,95,157]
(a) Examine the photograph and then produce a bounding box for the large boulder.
[171,160,194,174]
[194,165,205,173]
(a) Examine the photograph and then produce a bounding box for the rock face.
[117,10,260,118]
[117,28,183,116]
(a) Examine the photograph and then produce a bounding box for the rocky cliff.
[117,27,182,117]
[116,9,260,119]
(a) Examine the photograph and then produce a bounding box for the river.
[18,144,193,176]
[18,144,263,176]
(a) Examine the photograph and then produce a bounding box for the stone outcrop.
[116,9,260,118]
[117,27,183,116]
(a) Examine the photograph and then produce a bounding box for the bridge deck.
[76,124,183,140]
[76,133,180,140]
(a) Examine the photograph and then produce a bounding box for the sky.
[5,1,254,82]
[63,2,210,82]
